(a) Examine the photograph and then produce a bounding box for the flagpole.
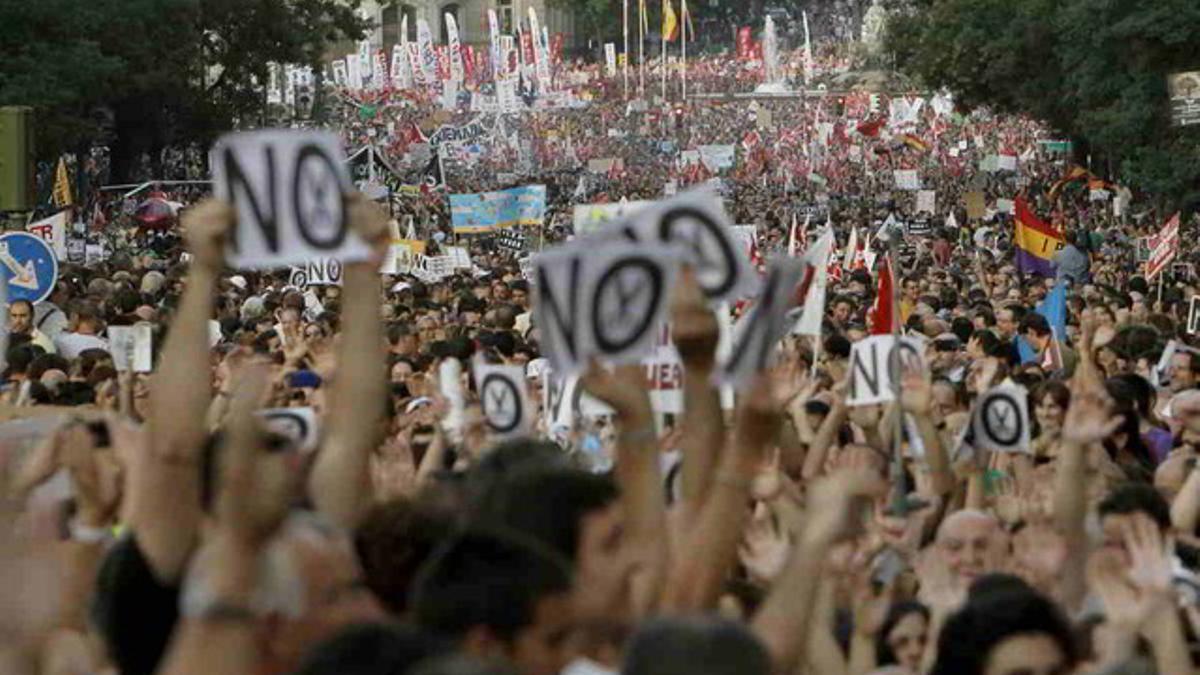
[661,0,667,101]
[623,0,630,100]
[638,0,645,97]
[681,0,687,101]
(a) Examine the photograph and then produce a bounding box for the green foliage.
[0,0,366,180]
[887,0,1200,209]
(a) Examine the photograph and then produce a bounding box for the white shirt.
[54,333,109,360]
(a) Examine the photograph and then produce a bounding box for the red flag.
[868,257,896,335]
[856,117,886,138]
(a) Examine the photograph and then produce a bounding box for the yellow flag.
[662,0,678,41]
[52,157,72,208]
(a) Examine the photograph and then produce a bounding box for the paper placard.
[213,130,368,270]
[971,383,1031,453]
[108,324,153,373]
[474,360,532,438]
[847,336,927,406]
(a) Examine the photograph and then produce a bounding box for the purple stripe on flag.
[1015,248,1055,277]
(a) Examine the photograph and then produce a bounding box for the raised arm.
[135,199,230,581]
[1170,462,1200,535]
[900,371,955,498]
[579,362,668,617]
[308,196,390,531]
[753,465,887,673]
[671,269,725,522]
[661,376,778,613]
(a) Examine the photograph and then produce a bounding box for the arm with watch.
[159,368,285,675]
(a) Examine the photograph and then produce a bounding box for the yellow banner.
[52,157,72,208]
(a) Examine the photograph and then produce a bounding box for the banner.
[26,211,68,261]
[698,144,736,171]
[416,19,438,84]
[445,12,464,82]
[529,8,552,87]
[488,9,503,80]
[391,44,410,89]
[428,115,494,146]
[450,185,548,233]
[572,201,653,235]
[1146,213,1181,280]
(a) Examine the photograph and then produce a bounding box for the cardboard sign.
[107,324,153,373]
[533,241,679,374]
[474,361,532,438]
[213,130,369,270]
[971,383,1031,453]
[258,407,319,452]
[288,258,344,287]
[596,189,750,302]
[847,335,927,406]
[964,191,986,220]
[720,258,804,388]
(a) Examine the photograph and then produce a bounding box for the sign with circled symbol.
[473,361,531,438]
[971,383,1031,454]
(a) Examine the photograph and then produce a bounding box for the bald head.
[936,510,1002,589]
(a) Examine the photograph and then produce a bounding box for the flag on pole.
[787,213,806,257]
[1013,196,1063,277]
[792,228,835,336]
[663,0,679,41]
[52,157,73,208]
[842,226,859,269]
[868,256,896,335]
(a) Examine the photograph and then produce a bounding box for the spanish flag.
[1013,196,1063,277]
[1046,165,1089,201]
[898,133,929,153]
[663,0,679,41]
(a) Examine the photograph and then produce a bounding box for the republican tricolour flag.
[1013,196,1063,277]
[663,0,679,41]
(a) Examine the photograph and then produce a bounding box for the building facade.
[357,0,576,51]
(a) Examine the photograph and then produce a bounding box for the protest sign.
[428,116,493,146]
[573,201,652,236]
[449,185,547,233]
[496,229,527,253]
[1145,212,1180,280]
[915,190,936,214]
[533,241,679,374]
[905,218,931,237]
[25,211,68,262]
[213,130,369,270]
[1168,71,1200,127]
[997,154,1018,172]
[894,170,920,191]
[964,191,986,220]
[698,145,736,171]
[720,258,804,388]
[288,258,344,287]
[847,335,926,406]
[971,383,1031,453]
[474,360,532,438]
[108,324,153,373]
[596,189,751,302]
[995,198,1015,215]
[258,407,319,452]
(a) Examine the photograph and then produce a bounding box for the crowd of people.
[3,29,1200,675]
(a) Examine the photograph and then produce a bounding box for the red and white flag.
[1145,212,1180,280]
[868,256,897,335]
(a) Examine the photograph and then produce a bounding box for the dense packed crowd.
[3,35,1200,675]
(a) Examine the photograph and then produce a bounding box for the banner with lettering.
[450,185,548,233]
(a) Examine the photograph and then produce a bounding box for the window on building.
[381,4,399,46]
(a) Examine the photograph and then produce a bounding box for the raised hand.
[181,199,234,272]
[671,268,720,369]
[1061,390,1123,445]
[60,422,120,527]
[740,504,791,585]
[348,193,391,266]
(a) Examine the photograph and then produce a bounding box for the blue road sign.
[0,232,59,304]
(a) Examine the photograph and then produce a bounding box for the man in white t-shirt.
[54,303,109,360]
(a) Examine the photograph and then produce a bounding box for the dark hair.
[875,601,930,666]
[824,334,852,359]
[1019,312,1052,338]
[292,623,447,675]
[624,617,771,675]
[1098,482,1171,531]
[469,466,618,561]
[355,498,451,616]
[930,588,1077,675]
[411,530,573,643]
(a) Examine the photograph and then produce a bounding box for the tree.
[0,0,367,182]
[887,0,1200,210]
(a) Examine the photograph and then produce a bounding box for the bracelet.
[69,519,114,545]
[713,470,753,492]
